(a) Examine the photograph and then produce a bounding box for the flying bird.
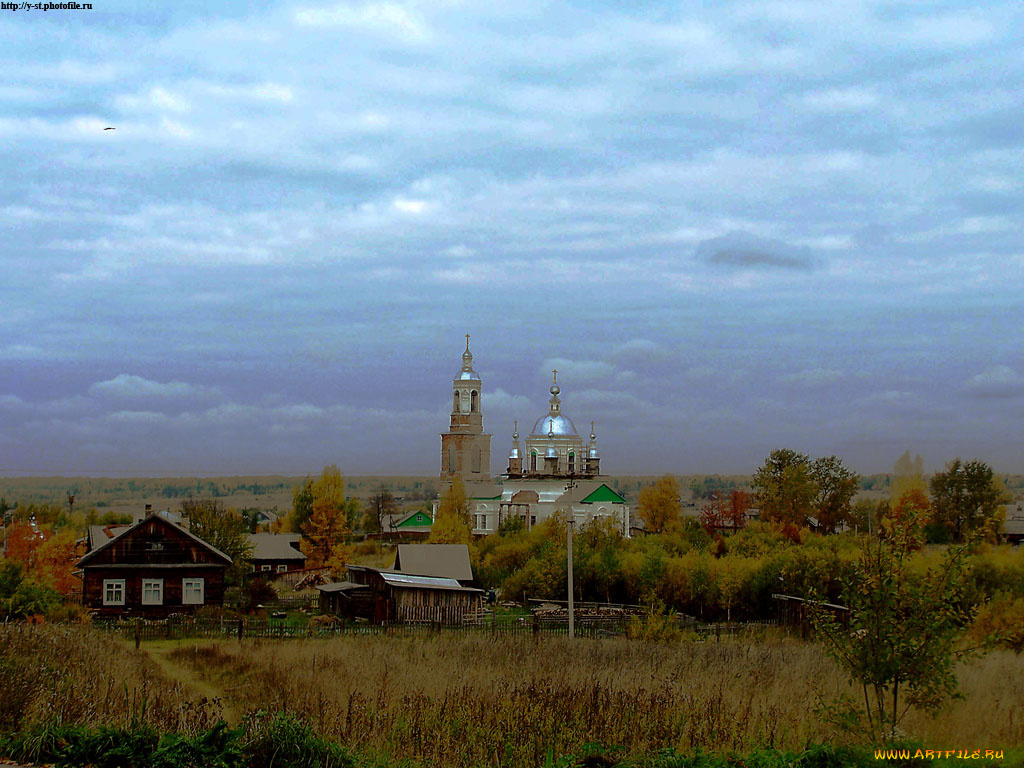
[103,126,115,131]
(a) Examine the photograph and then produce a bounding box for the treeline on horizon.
[3,469,1022,510]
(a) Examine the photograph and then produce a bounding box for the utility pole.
[567,517,575,639]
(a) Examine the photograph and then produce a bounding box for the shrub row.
[0,712,352,768]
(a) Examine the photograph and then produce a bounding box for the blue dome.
[531,413,578,436]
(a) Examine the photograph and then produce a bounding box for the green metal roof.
[580,484,626,504]
[396,511,433,528]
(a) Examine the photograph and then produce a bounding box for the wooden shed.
[321,564,483,625]
[77,513,231,619]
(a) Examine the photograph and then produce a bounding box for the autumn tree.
[752,449,816,527]
[637,475,682,534]
[289,477,315,533]
[32,528,81,596]
[363,485,398,533]
[300,466,353,574]
[891,450,926,500]
[700,490,750,534]
[814,488,978,740]
[810,455,860,534]
[181,499,253,585]
[430,477,471,544]
[929,459,1010,543]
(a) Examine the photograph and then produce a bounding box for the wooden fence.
[94,613,775,642]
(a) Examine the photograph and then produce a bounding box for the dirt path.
[137,640,240,726]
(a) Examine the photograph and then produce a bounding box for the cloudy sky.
[2,0,1022,477]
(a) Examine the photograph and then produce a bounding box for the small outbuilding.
[318,543,482,624]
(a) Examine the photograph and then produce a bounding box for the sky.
[1,0,1022,478]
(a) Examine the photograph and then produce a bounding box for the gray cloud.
[697,232,819,271]
[964,366,1024,399]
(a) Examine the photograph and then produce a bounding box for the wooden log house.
[77,513,232,618]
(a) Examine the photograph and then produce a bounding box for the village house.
[249,532,307,575]
[77,513,231,618]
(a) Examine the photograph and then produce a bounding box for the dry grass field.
[3,624,1023,766]
[166,632,1024,768]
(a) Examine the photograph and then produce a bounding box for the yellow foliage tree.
[301,466,352,568]
[430,478,472,544]
[637,475,682,534]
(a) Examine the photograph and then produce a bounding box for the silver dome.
[531,414,578,436]
[456,370,481,381]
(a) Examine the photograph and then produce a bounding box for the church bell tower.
[440,335,492,482]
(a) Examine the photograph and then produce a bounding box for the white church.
[435,336,630,536]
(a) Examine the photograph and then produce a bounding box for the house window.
[103,579,125,606]
[277,564,288,573]
[261,564,272,572]
[141,579,164,606]
[182,578,204,605]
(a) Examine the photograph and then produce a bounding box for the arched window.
[472,446,481,473]
[471,390,478,412]
[461,390,470,413]
[568,451,575,474]
[530,450,538,472]
[453,391,459,412]
[448,445,457,473]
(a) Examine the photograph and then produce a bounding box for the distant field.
[2,473,1020,516]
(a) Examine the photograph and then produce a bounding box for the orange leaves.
[3,523,81,596]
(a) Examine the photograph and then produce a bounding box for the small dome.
[508,448,520,459]
[589,447,600,458]
[545,445,558,458]
[457,370,481,381]
[531,414,578,436]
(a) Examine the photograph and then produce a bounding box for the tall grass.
[170,632,1024,768]
[3,624,1022,767]
[0,624,221,735]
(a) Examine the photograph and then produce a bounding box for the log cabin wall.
[392,586,482,625]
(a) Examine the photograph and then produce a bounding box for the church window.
[471,390,478,412]
[472,446,481,473]
[461,391,470,412]
[453,391,459,411]
[530,450,537,471]
[568,451,575,474]
[448,445,456,473]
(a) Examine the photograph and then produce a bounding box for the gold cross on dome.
[465,333,470,351]
[552,368,558,382]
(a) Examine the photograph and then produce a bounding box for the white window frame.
[276,564,288,573]
[261,564,272,572]
[182,578,204,605]
[141,578,164,606]
[103,579,125,606]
